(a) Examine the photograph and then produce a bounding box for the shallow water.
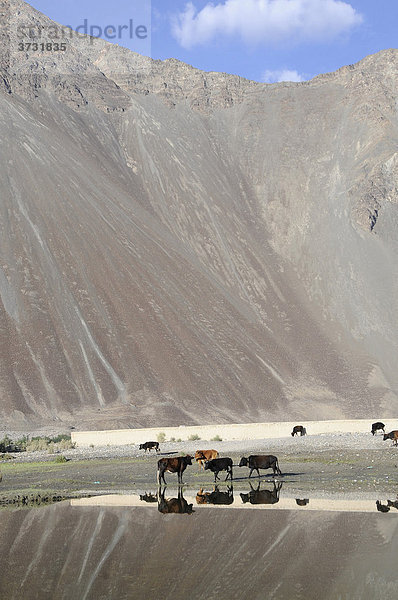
[1,486,398,600]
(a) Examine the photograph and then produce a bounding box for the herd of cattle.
[157,453,281,485]
[138,421,398,487]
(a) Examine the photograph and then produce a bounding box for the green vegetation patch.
[0,434,75,454]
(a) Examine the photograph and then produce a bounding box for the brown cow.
[157,455,193,485]
[195,449,219,470]
[383,430,398,446]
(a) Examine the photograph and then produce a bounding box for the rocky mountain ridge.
[0,0,397,430]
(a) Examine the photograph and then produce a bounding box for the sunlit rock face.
[0,0,397,429]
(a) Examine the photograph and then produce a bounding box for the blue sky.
[28,0,397,82]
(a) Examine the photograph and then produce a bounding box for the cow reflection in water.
[376,498,398,513]
[296,498,310,506]
[158,488,194,515]
[196,486,234,506]
[140,492,158,503]
[240,481,283,505]
[376,500,390,513]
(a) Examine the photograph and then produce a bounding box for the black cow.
[291,425,306,437]
[371,422,385,435]
[296,498,310,506]
[140,492,158,503]
[196,485,234,505]
[240,481,282,505]
[157,455,193,485]
[204,457,233,482]
[158,488,194,515]
[387,499,398,510]
[139,441,160,453]
[239,454,282,477]
[383,430,398,446]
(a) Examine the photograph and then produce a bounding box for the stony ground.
[1,432,397,502]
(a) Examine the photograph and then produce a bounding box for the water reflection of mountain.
[1,498,398,599]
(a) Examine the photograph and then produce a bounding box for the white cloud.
[172,0,363,49]
[262,69,306,83]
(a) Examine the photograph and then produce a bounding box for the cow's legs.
[158,466,166,485]
[249,468,254,478]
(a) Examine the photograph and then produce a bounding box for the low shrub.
[26,435,75,453]
[1,434,76,454]
[0,436,14,453]
[26,438,49,452]
[53,455,68,463]
[157,432,166,443]
[211,435,223,442]
[188,434,201,441]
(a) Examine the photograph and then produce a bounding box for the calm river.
[0,486,397,599]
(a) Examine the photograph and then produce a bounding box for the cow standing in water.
[157,455,193,485]
[239,455,282,477]
[204,457,233,482]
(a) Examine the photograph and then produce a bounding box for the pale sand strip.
[71,419,394,447]
[71,494,397,514]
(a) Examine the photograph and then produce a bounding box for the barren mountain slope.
[0,0,397,429]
